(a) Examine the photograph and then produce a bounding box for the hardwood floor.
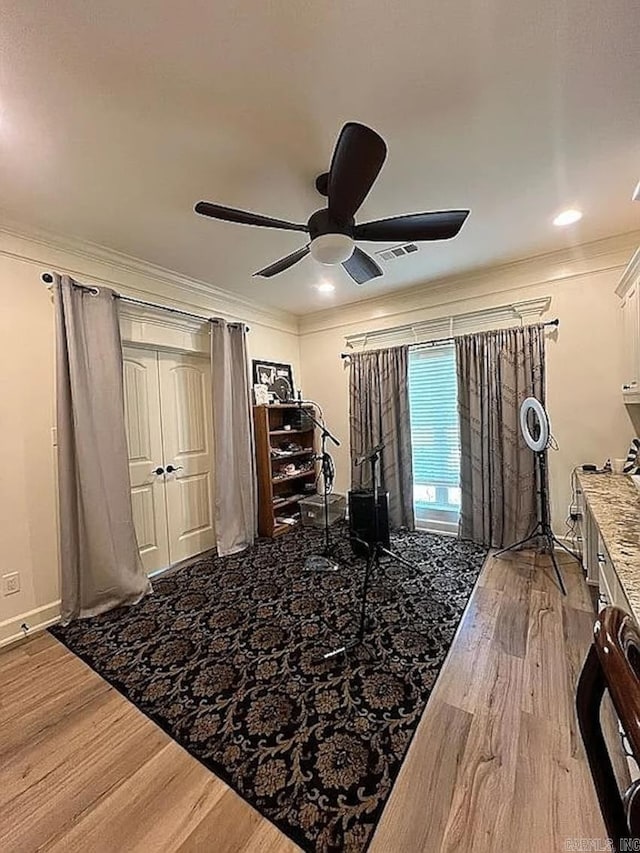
[0,551,620,852]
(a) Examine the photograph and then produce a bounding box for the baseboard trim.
[0,601,61,648]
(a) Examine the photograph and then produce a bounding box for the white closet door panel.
[159,352,215,562]
[122,347,170,573]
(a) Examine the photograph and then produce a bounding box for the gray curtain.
[455,324,546,548]
[210,319,256,555]
[349,346,414,530]
[54,275,151,623]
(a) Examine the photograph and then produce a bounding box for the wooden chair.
[577,606,640,850]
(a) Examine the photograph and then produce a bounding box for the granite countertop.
[577,471,640,622]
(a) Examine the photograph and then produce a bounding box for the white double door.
[122,346,215,573]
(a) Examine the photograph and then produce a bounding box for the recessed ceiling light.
[315,282,335,294]
[553,208,583,227]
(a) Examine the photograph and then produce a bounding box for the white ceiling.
[1,0,639,315]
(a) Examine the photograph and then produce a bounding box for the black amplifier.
[347,489,390,557]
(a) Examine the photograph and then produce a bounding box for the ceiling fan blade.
[195,201,308,233]
[342,247,383,285]
[253,245,310,278]
[328,123,387,225]
[354,209,470,242]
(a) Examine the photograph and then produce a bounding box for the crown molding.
[0,216,299,335]
[299,230,640,335]
[616,246,640,297]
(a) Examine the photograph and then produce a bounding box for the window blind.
[408,342,461,525]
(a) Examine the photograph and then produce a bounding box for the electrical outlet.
[2,572,20,596]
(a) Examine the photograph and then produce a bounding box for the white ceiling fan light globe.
[309,233,355,265]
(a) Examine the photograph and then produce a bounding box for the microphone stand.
[323,443,418,659]
[295,399,342,572]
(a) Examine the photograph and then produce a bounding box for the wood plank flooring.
[0,551,620,852]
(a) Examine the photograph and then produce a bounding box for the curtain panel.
[210,319,256,555]
[54,275,151,622]
[455,323,546,548]
[349,346,414,530]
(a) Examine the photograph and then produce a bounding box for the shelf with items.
[254,404,318,538]
[272,519,300,537]
[271,469,316,485]
[264,403,308,409]
[273,492,306,510]
[270,448,316,461]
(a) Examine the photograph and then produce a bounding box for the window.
[408,343,461,533]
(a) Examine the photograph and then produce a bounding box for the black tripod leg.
[552,535,582,565]
[378,546,419,571]
[357,545,378,644]
[547,538,568,596]
[494,523,542,558]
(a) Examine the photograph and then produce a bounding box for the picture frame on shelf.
[252,360,294,401]
[253,384,270,406]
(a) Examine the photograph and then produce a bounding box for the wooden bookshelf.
[253,404,318,537]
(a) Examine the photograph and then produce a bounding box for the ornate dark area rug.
[51,527,487,852]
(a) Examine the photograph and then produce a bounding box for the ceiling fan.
[194,122,470,286]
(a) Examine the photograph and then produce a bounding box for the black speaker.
[348,489,390,557]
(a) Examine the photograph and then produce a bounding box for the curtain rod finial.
[41,272,54,284]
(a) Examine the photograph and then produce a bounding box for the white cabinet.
[580,499,633,612]
[597,538,630,613]
[123,346,215,574]
[581,503,600,585]
[618,247,640,403]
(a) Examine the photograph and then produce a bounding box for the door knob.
[165,464,183,474]
[153,466,165,476]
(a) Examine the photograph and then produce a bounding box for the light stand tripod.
[494,448,579,596]
[323,443,418,659]
[297,402,342,573]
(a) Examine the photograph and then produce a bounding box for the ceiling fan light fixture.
[195,123,469,286]
[309,233,355,265]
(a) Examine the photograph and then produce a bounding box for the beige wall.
[298,234,640,537]
[0,229,301,645]
[0,254,59,641]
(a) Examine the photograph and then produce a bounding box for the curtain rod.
[40,272,250,330]
[340,318,559,358]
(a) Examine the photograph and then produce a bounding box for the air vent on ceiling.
[375,243,419,262]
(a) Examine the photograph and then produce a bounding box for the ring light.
[520,396,549,452]
[499,395,574,598]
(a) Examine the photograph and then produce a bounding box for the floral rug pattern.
[51,527,487,852]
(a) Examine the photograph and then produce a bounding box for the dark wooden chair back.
[577,606,640,850]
